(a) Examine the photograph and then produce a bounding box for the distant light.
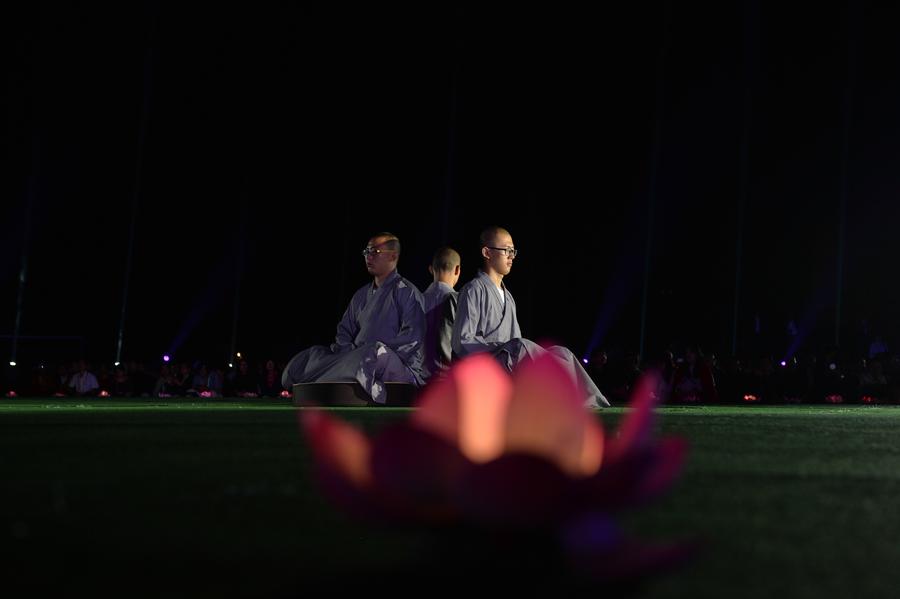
[828,363,836,371]
[163,355,170,363]
[39,364,44,369]
[236,352,242,359]
[9,361,15,367]
[780,360,787,367]
[861,395,876,404]
[5,390,17,398]
[114,361,120,367]
[825,394,843,404]
[743,394,759,403]
[582,358,588,364]
[98,390,110,398]
[280,390,291,398]
[228,363,233,368]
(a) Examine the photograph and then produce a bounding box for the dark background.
[3,1,898,369]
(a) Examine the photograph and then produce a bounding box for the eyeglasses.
[362,247,397,257]
[486,246,518,258]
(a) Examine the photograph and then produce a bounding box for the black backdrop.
[4,1,900,368]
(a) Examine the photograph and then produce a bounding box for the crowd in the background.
[11,358,289,399]
[5,342,900,405]
[585,344,899,405]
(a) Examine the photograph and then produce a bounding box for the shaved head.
[365,232,401,283]
[478,225,515,278]
[431,247,460,273]
[479,226,511,249]
[370,232,401,254]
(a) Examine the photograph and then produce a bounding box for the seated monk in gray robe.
[421,246,461,380]
[281,233,426,404]
[451,226,609,408]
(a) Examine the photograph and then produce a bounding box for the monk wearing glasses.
[281,232,426,403]
[451,226,608,408]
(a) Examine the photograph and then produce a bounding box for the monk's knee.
[547,345,575,360]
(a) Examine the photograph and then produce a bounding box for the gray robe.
[422,281,458,380]
[282,270,426,404]
[451,270,609,408]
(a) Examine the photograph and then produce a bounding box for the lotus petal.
[506,354,605,477]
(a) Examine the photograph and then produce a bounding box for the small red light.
[825,394,844,404]
[5,390,16,398]
[98,390,110,398]
[861,395,875,404]
[280,390,291,398]
[743,394,759,403]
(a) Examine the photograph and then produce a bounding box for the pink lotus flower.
[301,353,691,588]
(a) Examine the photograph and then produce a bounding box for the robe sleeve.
[438,293,458,365]
[331,293,361,353]
[508,293,522,339]
[379,285,426,368]
[452,284,504,357]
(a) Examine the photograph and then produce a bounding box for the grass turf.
[2,400,900,597]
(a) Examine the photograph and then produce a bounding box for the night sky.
[3,1,900,369]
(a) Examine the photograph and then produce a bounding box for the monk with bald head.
[281,232,427,403]
[451,226,609,408]
[422,246,461,379]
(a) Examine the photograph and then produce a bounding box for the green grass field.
[2,400,900,597]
